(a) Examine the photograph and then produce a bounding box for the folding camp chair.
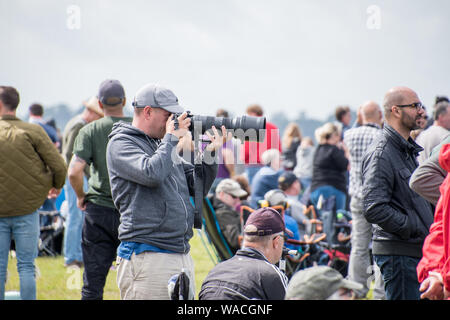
[38,209,65,256]
[314,195,352,277]
[302,204,324,235]
[200,195,235,263]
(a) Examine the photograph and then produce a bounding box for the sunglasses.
[395,102,424,111]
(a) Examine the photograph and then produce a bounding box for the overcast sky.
[1,0,449,121]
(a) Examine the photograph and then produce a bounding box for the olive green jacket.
[0,115,67,217]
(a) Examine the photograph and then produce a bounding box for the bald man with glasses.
[361,87,434,300]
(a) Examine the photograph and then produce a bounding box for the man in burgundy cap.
[199,207,290,300]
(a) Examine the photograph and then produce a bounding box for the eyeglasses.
[395,102,424,111]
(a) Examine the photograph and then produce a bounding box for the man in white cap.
[61,96,103,268]
[249,148,283,208]
[106,83,230,300]
[213,178,248,252]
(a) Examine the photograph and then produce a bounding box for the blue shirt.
[29,118,59,144]
[117,241,175,260]
[284,214,301,250]
[40,123,59,144]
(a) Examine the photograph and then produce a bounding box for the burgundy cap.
[244,207,294,237]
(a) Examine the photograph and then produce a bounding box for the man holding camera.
[106,83,228,300]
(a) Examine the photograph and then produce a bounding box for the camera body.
[172,111,266,142]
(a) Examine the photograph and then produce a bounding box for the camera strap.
[173,114,179,130]
[193,142,204,229]
[193,163,203,229]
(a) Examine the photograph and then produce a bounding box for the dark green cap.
[285,266,363,300]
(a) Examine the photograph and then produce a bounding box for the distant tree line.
[31,103,355,144]
[270,109,357,143]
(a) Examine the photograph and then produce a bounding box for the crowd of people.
[0,81,449,301]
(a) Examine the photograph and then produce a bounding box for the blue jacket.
[250,167,283,208]
[284,214,301,250]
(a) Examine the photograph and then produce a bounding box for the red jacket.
[241,121,281,165]
[417,143,450,290]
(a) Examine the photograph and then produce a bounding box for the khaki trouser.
[116,251,195,300]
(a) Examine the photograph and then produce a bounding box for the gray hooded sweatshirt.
[106,122,217,254]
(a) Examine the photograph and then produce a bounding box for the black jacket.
[361,124,434,257]
[198,248,288,300]
[282,137,301,170]
[310,144,349,193]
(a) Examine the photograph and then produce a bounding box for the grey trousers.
[348,197,385,299]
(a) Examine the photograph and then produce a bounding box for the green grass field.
[5,230,216,300]
[6,230,374,300]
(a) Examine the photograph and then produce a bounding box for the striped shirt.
[343,123,382,199]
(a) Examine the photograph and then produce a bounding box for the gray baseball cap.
[132,83,184,114]
[285,266,363,300]
[98,79,125,106]
[264,189,287,207]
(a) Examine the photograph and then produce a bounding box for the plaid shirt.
[343,123,382,199]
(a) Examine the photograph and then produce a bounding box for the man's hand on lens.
[177,131,194,154]
[166,112,191,139]
[205,125,232,152]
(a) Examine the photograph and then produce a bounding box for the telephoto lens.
[173,111,266,142]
